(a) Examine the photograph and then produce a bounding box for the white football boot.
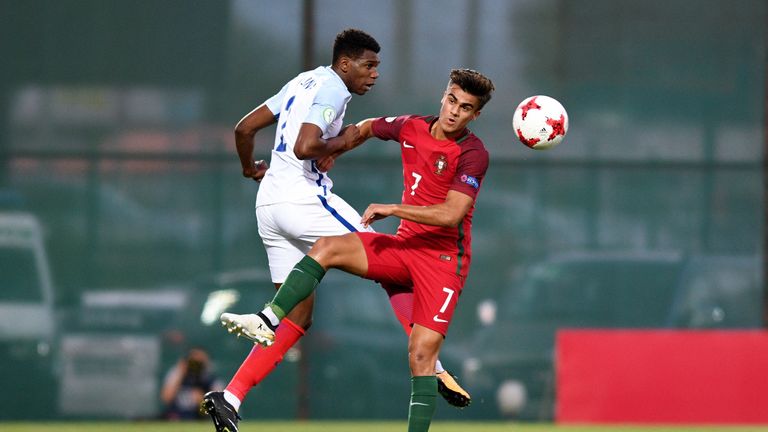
[220,312,276,347]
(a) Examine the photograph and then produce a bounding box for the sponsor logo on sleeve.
[460,174,479,189]
[322,107,336,124]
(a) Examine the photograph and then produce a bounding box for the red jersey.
[371,114,489,278]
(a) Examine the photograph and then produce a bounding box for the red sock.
[383,284,414,337]
[225,318,305,401]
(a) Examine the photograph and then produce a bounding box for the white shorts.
[256,194,374,283]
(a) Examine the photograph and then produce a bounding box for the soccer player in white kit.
[201,29,469,432]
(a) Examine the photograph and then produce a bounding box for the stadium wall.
[556,330,768,424]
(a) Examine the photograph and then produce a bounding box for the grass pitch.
[3,422,768,432]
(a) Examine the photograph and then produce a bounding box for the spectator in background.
[161,347,223,420]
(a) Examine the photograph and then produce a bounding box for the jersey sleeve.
[304,82,349,134]
[451,142,489,200]
[264,82,289,115]
[371,115,412,141]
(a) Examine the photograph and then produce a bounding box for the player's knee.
[311,236,345,266]
[408,344,437,374]
[409,348,429,365]
[313,236,333,252]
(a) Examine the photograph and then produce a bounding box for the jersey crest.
[433,154,448,175]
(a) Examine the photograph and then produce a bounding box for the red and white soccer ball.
[512,95,569,150]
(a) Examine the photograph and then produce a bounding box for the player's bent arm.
[314,119,376,171]
[318,118,376,162]
[324,118,377,158]
[235,104,277,176]
[362,190,474,228]
[294,123,360,160]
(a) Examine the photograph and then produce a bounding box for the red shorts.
[356,232,465,335]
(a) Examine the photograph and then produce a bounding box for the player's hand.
[361,203,395,228]
[339,124,360,150]
[243,159,269,182]
[315,155,336,172]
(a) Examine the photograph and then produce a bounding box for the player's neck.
[430,121,466,141]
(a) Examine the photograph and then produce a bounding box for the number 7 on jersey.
[410,171,422,196]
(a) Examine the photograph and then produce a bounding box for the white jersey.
[256,66,351,207]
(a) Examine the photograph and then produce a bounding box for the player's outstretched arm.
[235,104,277,181]
[361,190,474,228]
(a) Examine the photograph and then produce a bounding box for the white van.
[0,212,57,418]
[0,212,55,337]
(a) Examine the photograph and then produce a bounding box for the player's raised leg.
[226,233,366,347]
[268,234,368,321]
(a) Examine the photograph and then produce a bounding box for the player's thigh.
[257,198,368,282]
[279,196,373,273]
[310,233,370,276]
[356,232,411,286]
[261,238,307,284]
[256,205,311,283]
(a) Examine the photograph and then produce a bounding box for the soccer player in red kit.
[234,68,493,432]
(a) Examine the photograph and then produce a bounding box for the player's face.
[345,50,380,95]
[437,84,481,138]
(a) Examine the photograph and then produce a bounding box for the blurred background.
[0,0,765,423]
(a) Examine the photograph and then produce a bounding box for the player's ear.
[338,56,350,73]
[472,109,482,121]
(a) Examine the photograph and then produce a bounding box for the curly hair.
[332,28,381,64]
[449,69,495,110]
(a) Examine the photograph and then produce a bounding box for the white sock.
[262,307,281,327]
[435,359,445,374]
[223,390,241,412]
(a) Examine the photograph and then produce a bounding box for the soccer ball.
[512,95,569,150]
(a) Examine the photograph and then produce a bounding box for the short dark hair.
[332,28,380,64]
[449,69,495,110]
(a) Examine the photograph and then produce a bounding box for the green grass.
[2,422,768,432]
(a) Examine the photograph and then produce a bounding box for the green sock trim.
[408,376,437,432]
[269,304,287,320]
[271,256,326,319]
